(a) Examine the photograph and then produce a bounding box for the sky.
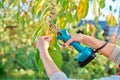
[85,0,120,23]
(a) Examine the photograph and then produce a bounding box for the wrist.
[84,35,105,50]
[83,35,91,45]
[38,48,48,55]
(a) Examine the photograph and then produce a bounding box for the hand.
[64,34,87,46]
[36,36,52,52]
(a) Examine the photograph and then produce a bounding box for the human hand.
[36,36,52,52]
[64,34,87,46]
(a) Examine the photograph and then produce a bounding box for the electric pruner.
[57,29,96,67]
[49,21,96,67]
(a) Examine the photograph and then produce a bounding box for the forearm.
[84,36,115,58]
[39,49,60,78]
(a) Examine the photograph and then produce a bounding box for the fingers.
[46,36,52,42]
[61,45,74,50]
[38,36,51,40]
[64,34,74,46]
[70,46,74,50]
[64,38,73,46]
[39,35,50,38]
[39,36,52,42]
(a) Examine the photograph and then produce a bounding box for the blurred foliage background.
[0,0,120,80]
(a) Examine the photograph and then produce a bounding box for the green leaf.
[109,5,112,11]
[36,0,45,15]
[39,6,49,21]
[66,13,73,23]
[49,44,62,68]
[35,49,44,72]
[60,0,69,10]
[84,0,89,18]
[0,0,4,8]
[32,24,42,41]
[99,0,105,9]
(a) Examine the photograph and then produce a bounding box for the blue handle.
[57,29,84,53]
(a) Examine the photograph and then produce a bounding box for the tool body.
[57,29,96,67]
